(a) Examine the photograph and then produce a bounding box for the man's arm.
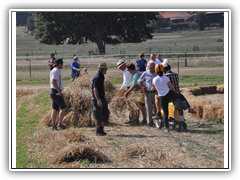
[124,85,137,98]
[93,87,103,107]
[52,79,64,97]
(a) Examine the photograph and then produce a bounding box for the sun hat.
[117,59,125,68]
[162,59,171,68]
[98,62,108,69]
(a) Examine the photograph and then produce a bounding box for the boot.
[153,111,162,119]
[96,126,107,136]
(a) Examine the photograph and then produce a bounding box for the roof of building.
[159,12,193,20]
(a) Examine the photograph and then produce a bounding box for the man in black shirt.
[91,62,110,136]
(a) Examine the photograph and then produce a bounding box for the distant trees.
[27,16,35,34]
[16,12,33,26]
[150,14,170,32]
[194,12,209,31]
[34,12,157,55]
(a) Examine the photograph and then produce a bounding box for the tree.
[16,12,33,26]
[27,16,35,33]
[34,12,157,54]
[194,12,209,31]
[150,14,170,32]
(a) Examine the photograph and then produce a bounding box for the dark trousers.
[91,98,110,126]
[159,90,190,128]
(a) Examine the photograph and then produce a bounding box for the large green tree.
[194,12,209,31]
[34,12,157,54]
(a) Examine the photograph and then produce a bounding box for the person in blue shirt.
[71,56,81,82]
[136,53,147,73]
[157,54,163,63]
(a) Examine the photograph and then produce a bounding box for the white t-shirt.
[152,75,170,96]
[50,67,63,90]
[120,68,132,89]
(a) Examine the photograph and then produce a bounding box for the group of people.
[48,53,88,83]
[117,53,196,132]
[48,52,196,135]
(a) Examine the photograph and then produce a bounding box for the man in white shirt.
[117,60,132,90]
[146,54,161,71]
[50,58,67,130]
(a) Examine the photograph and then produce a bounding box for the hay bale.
[109,89,144,119]
[51,143,109,164]
[191,105,204,119]
[203,104,224,122]
[217,84,224,93]
[199,86,217,94]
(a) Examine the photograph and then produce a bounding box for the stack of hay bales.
[181,84,224,122]
[42,75,115,128]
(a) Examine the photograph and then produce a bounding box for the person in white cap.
[91,62,110,136]
[117,59,132,90]
[71,56,81,82]
[82,68,88,75]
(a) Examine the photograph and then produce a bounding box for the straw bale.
[203,104,224,122]
[109,89,144,119]
[191,105,204,118]
[217,84,224,93]
[51,143,109,164]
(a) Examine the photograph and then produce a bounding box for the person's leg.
[58,108,66,127]
[51,109,58,129]
[155,95,160,112]
[160,96,169,131]
[144,94,151,125]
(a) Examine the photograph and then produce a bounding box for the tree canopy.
[34,12,157,54]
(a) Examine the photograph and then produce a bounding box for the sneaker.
[124,120,134,124]
[188,107,196,114]
[164,128,170,132]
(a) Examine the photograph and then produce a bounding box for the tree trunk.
[95,28,105,55]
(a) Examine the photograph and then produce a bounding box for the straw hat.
[98,62,108,69]
[162,59,171,68]
[117,59,125,68]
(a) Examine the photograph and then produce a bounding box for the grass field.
[16,26,224,56]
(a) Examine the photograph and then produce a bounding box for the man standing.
[157,54,163,63]
[124,63,147,125]
[117,59,132,90]
[71,56,81,82]
[48,53,55,71]
[92,62,110,136]
[146,54,161,71]
[50,58,67,130]
[137,60,157,126]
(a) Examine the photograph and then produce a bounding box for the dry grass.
[51,143,109,164]
[41,75,115,128]
[115,144,187,168]
[31,127,110,165]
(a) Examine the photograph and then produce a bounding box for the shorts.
[91,98,110,126]
[50,89,67,111]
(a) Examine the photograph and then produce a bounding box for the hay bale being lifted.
[109,89,144,120]
[41,75,115,128]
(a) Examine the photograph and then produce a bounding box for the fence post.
[29,59,31,79]
[185,52,187,67]
[55,50,57,55]
[149,47,151,54]
[178,57,179,76]
[26,52,28,56]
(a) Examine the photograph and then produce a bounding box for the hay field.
[15,77,225,169]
